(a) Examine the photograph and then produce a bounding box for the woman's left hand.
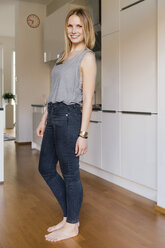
[75,136,88,157]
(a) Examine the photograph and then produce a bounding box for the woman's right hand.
[36,121,46,137]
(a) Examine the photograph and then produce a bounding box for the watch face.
[27,14,40,28]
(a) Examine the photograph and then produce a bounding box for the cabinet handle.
[102,110,116,113]
[121,0,145,11]
[119,111,157,115]
[90,120,101,123]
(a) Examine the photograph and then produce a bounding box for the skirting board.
[155,205,165,215]
[80,162,157,202]
[15,141,32,145]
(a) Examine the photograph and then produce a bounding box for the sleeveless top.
[48,48,95,105]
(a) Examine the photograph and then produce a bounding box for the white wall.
[0,3,15,100]
[0,3,15,37]
[15,1,50,142]
[157,0,165,209]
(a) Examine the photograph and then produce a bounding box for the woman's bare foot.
[47,217,80,232]
[47,217,67,232]
[45,222,79,242]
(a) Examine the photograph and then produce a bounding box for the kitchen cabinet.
[102,32,119,111]
[88,0,100,26]
[102,0,119,36]
[80,111,101,169]
[120,0,157,112]
[121,113,157,189]
[101,112,121,175]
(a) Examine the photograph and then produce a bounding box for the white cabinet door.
[121,113,157,189]
[101,112,121,175]
[102,0,119,36]
[82,121,101,168]
[102,33,119,111]
[120,0,157,112]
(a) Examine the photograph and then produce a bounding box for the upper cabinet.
[102,0,119,36]
[102,0,157,113]
[88,0,101,26]
[102,32,119,111]
[120,0,157,112]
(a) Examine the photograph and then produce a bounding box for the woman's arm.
[41,105,48,124]
[75,51,97,156]
[36,104,48,137]
[80,52,97,132]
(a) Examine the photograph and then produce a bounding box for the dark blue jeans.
[38,101,83,223]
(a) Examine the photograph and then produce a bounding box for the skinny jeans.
[38,101,83,223]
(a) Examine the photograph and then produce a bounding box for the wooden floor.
[1,139,165,248]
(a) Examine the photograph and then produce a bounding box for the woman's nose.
[72,26,77,33]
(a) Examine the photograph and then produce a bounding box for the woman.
[36,7,97,242]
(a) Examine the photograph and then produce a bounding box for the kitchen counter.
[92,104,102,111]
[31,104,102,110]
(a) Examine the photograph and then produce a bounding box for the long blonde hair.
[56,7,95,64]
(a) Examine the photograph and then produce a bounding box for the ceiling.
[0,0,53,5]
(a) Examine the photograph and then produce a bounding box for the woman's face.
[67,15,84,45]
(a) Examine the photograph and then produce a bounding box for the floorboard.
[0,140,165,248]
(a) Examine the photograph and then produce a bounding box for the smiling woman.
[36,7,97,243]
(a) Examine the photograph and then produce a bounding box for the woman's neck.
[70,43,86,52]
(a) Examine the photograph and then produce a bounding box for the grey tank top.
[48,48,95,105]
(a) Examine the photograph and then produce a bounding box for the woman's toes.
[47,227,53,232]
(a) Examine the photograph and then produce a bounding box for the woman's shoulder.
[84,48,95,56]
[79,48,96,73]
[81,48,96,64]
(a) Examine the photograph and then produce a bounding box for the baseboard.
[80,161,157,201]
[15,141,32,145]
[155,205,165,215]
